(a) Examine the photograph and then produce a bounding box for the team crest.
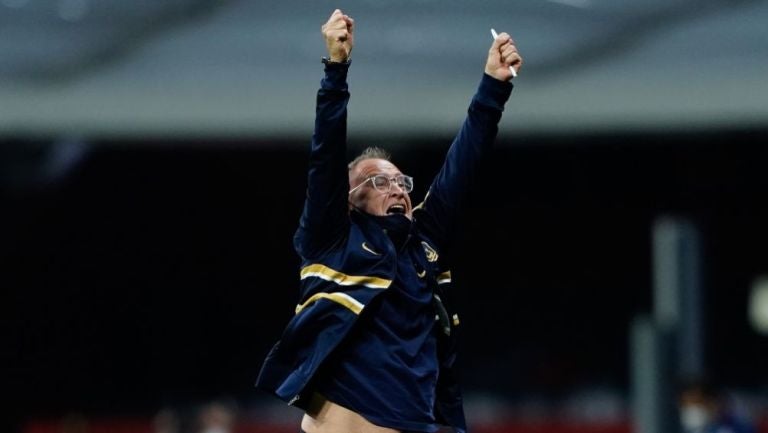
[421,241,438,262]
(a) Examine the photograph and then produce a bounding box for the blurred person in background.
[192,400,237,433]
[678,378,756,433]
[255,8,522,433]
[152,408,181,433]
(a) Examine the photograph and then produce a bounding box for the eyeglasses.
[349,174,414,194]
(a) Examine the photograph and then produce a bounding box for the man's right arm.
[295,10,355,258]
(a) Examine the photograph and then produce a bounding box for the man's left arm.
[415,32,523,247]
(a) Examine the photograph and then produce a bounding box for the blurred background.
[2,0,768,433]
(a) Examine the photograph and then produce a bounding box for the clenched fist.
[485,32,523,82]
[321,9,355,63]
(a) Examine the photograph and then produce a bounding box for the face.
[348,158,413,220]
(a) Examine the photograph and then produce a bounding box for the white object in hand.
[490,28,517,78]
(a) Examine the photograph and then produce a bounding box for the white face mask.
[680,404,713,432]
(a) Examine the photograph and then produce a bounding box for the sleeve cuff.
[474,73,514,111]
[320,59,351,91]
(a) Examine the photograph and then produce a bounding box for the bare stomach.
[301,393,401,433]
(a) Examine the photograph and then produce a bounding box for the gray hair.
[348,146,391,171]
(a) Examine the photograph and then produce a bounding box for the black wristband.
[322,57,351,66]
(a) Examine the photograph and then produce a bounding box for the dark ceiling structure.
[1,0,766,140]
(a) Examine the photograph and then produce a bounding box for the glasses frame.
[349,174,414,195]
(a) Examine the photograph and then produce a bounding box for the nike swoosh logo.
[362,242,381,256]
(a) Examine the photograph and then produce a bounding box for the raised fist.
[485,32,523,81]
[321,9,355,62]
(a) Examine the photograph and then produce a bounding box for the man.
[256,8,522,433]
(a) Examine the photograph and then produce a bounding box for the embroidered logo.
[417,270,426,278]
[421,241,438,262]
[362,242,381,256]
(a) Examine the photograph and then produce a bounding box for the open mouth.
[387,204,406,215]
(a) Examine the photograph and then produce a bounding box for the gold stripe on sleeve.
[295,292,364,315]
[300,264,392,289]
[437,271,452,284]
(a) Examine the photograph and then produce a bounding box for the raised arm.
[295,10,356,258]
[415,32,523,249]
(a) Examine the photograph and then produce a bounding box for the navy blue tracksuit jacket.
[256,61,513,433]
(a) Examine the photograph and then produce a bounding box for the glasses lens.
[371,175,390,192]
[398,175,414,193]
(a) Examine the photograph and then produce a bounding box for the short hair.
[348,146,391,171]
